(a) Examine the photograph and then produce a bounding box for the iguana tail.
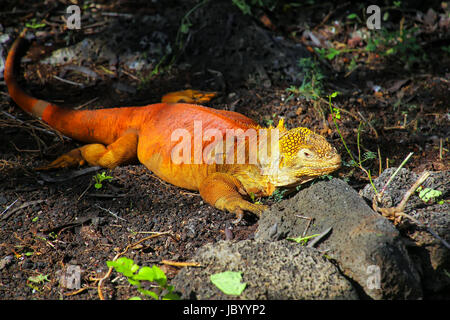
[4,29,138,145]
[3,28,59,120]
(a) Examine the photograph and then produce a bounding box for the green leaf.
[162,292,181,300]
[28,274,49,284]
[107,257,139,278]
[210,271,247,296]
[417,187,442,203]
[325,48,341,60]
[287,233,320,245]
[347,13,358,19]
[386,47,395,55]
[129,296,142,300]
[137,287,159,299]
[180,22,191,34]
[94,183,102,189]
[330,91,339,98]
[134,266,155,282]
[151,265,167,287]
[332,107,341,119]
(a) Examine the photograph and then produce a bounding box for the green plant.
[263,113,277,126]
[25,18,46,29]
[366,27,426,67]
[175,0,210,51]
[268,188,287,202]
[232,0,278,15]
[287,233,320,245]
[249,192,263,205]
[210,271,247,295]
[442,45,450,55]
[93,171,113,189]
[28,273,50,284]
[107,257,179,300]
[328,92,377,193]
[416,186,443,204]
[286,57,324,101]
[27,273,50,292]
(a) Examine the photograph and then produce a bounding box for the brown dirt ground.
[0,0,448,300]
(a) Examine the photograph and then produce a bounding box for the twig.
[74,97,99,110]
[160,260,202,268]
[307,227,332,248]
[1,199,18,216]
[53,75,84,87]
[0,200,45,221]
[94,204,127,222]
[378,152,414,200]
[357,111,378,139]
[295,214,314,237]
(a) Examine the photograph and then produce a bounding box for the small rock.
[60,264,81,290]
[0,255,13,270]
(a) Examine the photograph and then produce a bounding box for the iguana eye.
[299,149,314,158]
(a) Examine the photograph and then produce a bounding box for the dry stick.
[94,204,127,222]
[377,146,382,176]
[74,97,99,110]
[357,111,379,139]
[307,227,332,248]
[378,152,414,200]
[1,199,18,216]
[53,75,84,87]
[97,232,171,300]
[160,260,201,268]
[295,214,314,237]
[0,200,45,221]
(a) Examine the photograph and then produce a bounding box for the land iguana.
[4,30,341,223]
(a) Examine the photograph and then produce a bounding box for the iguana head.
[262,119,341,187]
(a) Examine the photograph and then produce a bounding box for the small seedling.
[25,18,46,29]
[269,188,287,202]
[416,186,443,204]
[287,58,324,101]
[28,274,50,284]
[27,273,50,292]
[93,171,113,189]
[107,257,179,300]
[249,192,263,205]
[287,233,320,245]
[210,271,247,296]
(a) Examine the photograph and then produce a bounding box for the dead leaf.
[388,79,409,93]
[424,8,437,25]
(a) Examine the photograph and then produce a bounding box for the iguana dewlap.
[4,30,341,223]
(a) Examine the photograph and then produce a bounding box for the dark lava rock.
[172,240,358,300]
[255,178,422,299]
[360,168,449,295]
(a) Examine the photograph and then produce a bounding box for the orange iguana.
[4,30,341,223]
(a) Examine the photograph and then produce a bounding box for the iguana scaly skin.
[4,30,341,223]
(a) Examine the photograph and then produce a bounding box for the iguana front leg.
[36,132,138,170]
[199,172,268,224]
